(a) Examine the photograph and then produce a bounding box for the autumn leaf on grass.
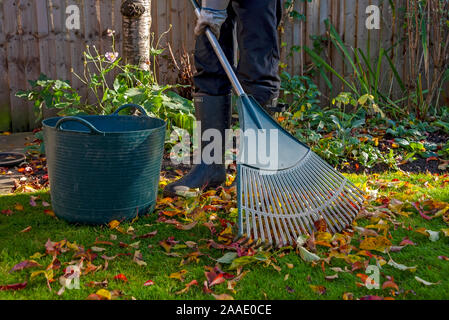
[31,269,54,290]
[175,280,198,295]
[415,276,440,286]
[14,203,24,211]
[9,260,41,273]
[212,293,234,300]
[176,221,198,231]
[20,226,32,233]
[0,282,27,291]
[228,256,255,270]
[218,225,234,244]
[87,289,112,300]
[216,252,238,264]
[298,246,321,263]
[399,237,416,247]
[143,280,155,287]
[441,229,449,237]
[382,280,399,291]
[310,285,326,295]
[359,236,392,253]
[91,246,106,253]
[159,240,173,253]
[415,228,440,242]
[387,258,417,272]
[135,230,158,239]
[114,274,128,282]
[170,270,188,282]
[44,209,55,217]
[108,220,120,230]
[133,250,147,267]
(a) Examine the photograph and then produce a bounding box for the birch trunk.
[121,0,151,70]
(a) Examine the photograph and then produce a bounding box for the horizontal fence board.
[0,0,439,132]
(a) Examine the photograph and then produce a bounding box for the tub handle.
[113,104,148,117]
[56,117,105,135]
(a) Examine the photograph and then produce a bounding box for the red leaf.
[9,260,40,273]
[210,273,225,287]
[412,202,432,220]
[144,280,155,287]
[399,237,417,247]
[113,274,128,282]
[360,295,384,300]
[0,282,27,291]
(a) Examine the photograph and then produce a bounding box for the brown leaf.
[212,293,234,300]
[382,280,399,291]
[176,221,198,231]
[310,285,327,295]
[9,260,41,273]
[20,226,32,233]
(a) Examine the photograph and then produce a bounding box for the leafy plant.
[16,31,195,139]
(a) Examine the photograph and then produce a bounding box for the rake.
[190,0,365,247]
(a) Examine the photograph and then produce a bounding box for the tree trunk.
[121,0,151,70]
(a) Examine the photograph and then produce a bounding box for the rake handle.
[189,0,245,97]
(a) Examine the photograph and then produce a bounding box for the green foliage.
[16,35,195,140]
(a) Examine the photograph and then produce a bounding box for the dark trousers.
[194,0,283,107]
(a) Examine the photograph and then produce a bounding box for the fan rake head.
[236,151,365,248]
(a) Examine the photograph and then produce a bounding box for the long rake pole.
[189,0,245,97]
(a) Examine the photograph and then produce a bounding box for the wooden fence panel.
[0,1,11,131]
[0,0,439,132]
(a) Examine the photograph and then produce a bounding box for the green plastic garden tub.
[42,104,166,225]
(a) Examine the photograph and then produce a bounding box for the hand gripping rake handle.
[189,0,245,97]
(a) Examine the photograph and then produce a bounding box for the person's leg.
[193,3,236,96]
[164,2,235,197]
[233,0,283,111]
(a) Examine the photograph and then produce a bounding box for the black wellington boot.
[163,94,232,197]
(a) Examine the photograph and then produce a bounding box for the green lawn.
[0,172,448,300]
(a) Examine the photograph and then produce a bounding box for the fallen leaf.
[175,280,198,295]
[144,280,155,287]
[382,280,399,291]
[14,203,24,211]
[20,226,32,233]
[212,293,234,300]
[298,246,321,262]
[113,274,128,282]
[133,250,147,266]
[310,285,326,295]
[170,270,188,282]
[108,220,120,230]
[9,260,41,273]
[388,258,417,272]
[0,282,27,291]
[91,246,106,253]
[176,221,198,231]
[359,236,392,253]
[325,274,339,281]
[96,289,112,300]
[216,252,238,264]
[415,276,440,286]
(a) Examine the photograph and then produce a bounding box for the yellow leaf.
[359,236,392,253]
[441,229,449,237]
[96,289,112,300]
[14,203,24,211]
[108,220,120,230]
[169,270,188,282]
